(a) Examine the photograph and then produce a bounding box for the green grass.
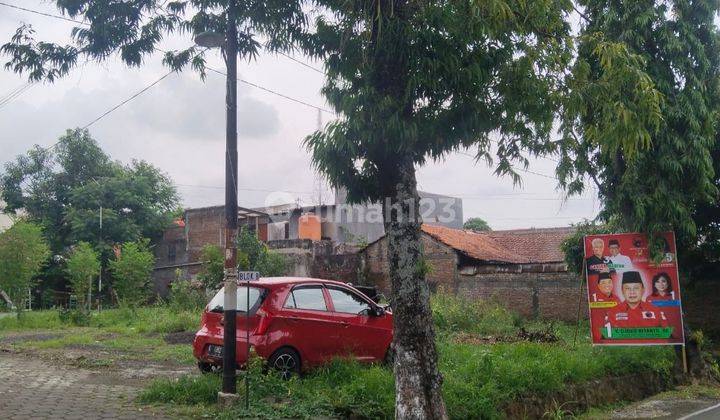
[0,306,200,334]
[14,330,97,350]
[1,294,679,418]
[138,292,676,419]
[151,344,196,364]
[0,305,201,369]
[0,310,65,330]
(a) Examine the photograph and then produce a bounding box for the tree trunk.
[382,158,447,420]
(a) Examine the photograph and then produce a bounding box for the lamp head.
[194,31,225,48]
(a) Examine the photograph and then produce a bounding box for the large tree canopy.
[1,128,180,255]
[557,1,720,255]
[1,0,306,81]
[304,1,576,202]
[300,1,663,417]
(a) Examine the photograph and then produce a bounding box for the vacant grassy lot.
[0,306,201,377]
[0,294,677,419]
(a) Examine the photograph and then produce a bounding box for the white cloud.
[0,1,599,229]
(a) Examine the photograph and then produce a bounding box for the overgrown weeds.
[0,291,677,419]
[138,291,675,419]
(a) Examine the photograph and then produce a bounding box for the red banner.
[584,232,684,346]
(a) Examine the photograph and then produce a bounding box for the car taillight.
[255,313,273,335]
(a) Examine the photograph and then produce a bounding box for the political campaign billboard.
[584,232,684,346]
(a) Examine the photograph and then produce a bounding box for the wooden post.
[573,264,587,348]
[682,344,688,374]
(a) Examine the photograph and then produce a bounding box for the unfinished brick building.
[360,225,583,321]
[152,205,270,297]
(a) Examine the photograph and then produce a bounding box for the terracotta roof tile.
[421,225,574,264]
[484,227,575,263]
[421,225,526,263]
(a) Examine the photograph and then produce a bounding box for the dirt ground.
[0,330,195,380]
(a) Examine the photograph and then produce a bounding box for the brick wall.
[268,239,360,283]
[457,270,585,321]
[185,206,225,263]
[362,233,457,293]
[361,234,586,322]
[153,206,225,297]
[313,254,360,283]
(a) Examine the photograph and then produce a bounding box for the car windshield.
[207,286,264,313]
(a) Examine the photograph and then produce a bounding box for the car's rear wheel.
[267,347,301,380]
[197,361,221,374]
[384,346,395,367]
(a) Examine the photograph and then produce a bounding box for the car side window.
[328,287,372,314]
[284,287,327,311]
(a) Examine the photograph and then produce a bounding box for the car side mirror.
[372,306,385,317]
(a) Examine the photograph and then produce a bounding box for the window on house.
[168,243,176,262]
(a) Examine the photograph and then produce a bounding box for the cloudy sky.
[0,1,599,230]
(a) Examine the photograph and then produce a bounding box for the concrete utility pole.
[195,0,239,403]
[222,0,239,398]
[97,206,102,312]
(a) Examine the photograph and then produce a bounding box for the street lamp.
[194,31,225,49]
[194,1,240,404]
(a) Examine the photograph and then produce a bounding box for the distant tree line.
[0,129,179,310]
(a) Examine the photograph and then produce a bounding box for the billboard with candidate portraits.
[584,232,685,346]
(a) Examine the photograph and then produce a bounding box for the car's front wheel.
[267,347,301,380]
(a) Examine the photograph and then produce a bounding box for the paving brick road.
[0,352,168,419]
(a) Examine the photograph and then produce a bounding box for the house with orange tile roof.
[360,224,583,321]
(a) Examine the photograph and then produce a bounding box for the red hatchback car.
[192,277,393,378]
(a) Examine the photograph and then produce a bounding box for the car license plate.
[208,345,223,358]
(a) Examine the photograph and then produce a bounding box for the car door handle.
[340,321,349,328]
[289,315,300,322]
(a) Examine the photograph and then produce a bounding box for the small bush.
[140,374,221,405]
[109,239,155,308]
[65,241,100,310]
[0,310,64,330]
[197,245,224,291]
[58,308,91,326]
[431,290,518,336]
[169,279,206,312]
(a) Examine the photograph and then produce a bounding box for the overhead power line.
[0,82,34,109]
[0,1,87,25]
[204,66,334,114]
[457,151,559,180]
[82,70,174,129]
[177,183,314,195]
[0,2,334,114]
[275,51,325,75]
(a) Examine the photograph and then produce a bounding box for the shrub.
[197,244,224,290]
[58,308,91,326]
[66,241,101,311]
[169,278,206,312]
[238,228,287,277]
[257,251,287,277]
[431,289,519,336]
[140,374,221,406]
[0,221,50,317]
[109,239,154,308]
